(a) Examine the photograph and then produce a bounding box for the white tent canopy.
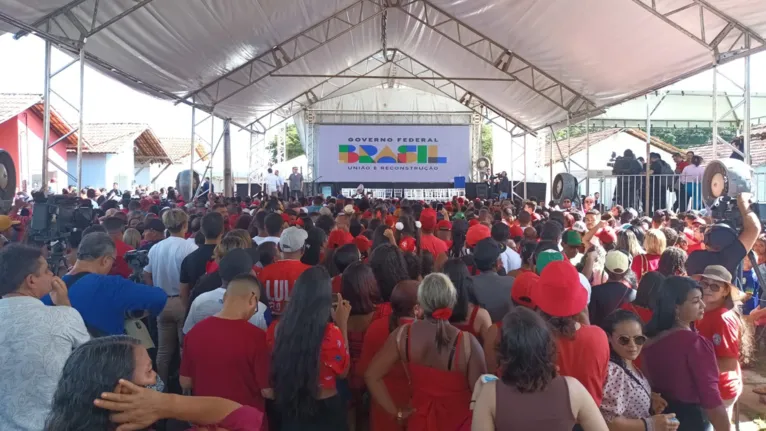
[1,0,764,137]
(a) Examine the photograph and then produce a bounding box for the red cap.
[354,235,372,253]
[533,261,588,317]
[281,213,290,223]
[457,197,465,204]
[385,215,396,228]
[328,229,353,249]
[399,236,417,253]
[466,224,491,248]
[362,210,373,219]
[294,218,305,227]
[445,203,453,210]
[596,227,617,244]
[510,224,524,239]
[419,208,437,231]
[437,220,452,231]
[511,271,539,309]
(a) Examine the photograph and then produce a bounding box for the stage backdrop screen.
[315,125,471,183]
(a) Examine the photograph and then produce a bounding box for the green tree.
[555,125,739,149]
[266,124,304,164]
[481,124,493,158]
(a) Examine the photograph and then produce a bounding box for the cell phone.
[332,293,340,309]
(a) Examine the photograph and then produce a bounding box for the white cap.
[279,226,308,253]
[605,250,630,274]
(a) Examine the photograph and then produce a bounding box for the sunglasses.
[700,280,723,292]
[617,335,647,346]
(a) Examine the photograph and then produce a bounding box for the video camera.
[125,249,149,283]
[29,193,94,270]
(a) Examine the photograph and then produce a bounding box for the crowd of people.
[0,180,765,431]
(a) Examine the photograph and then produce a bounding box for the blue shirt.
[42,274,167,335]
[742,267,762,315]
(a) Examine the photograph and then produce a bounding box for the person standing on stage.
[264,169,280,198]
[288,167,304,200]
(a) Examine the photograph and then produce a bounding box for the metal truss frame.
[630,0,765,62]
[178,0,387,108]
[395,0,599,119]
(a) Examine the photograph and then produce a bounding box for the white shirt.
[254,236,280,246]
[579,273,592,304]
[183,288,268,334]
[0,297,90,431]
[499,247,522,274]
[265,174,280,194]
[681,164,706,184]
[144,236,198,296]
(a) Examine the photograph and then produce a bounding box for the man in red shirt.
[103,216,134,278]
[419,208,448,258]
[258,226,312,314]
[181,273,271,430]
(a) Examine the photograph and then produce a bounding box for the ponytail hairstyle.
[417,273,457,352]
[449,219,468,258]
[389,280,420,333]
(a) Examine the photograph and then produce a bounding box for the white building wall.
[68,153,107,189]
[105,152,135,190]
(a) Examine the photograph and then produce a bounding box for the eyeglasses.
[617,335,647,346]
[700,280,723,292]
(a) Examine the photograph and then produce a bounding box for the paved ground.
[736,370,766,430]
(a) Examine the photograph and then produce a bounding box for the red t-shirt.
[631,254,661,282]
[331,275,343,294]
[258,260,312,314]
[110,239,134,278]
[180,317,271,416]
[696,306,742,400]
[268,322,348,390]
[556,325,610,405]
[420,233,448,257]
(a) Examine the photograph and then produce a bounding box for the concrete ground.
[736,369,766,430]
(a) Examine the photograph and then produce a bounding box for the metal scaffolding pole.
[585,117,590,196]
[566,117,571,173]
[712,67,718,156]
[189,100,196,201]
[223,119,232,197]
[247,129,254,197]
[645,96,652,214]
[509,131,514,196]
[41,40,52,192]
[743,40,752,166]
[523,134,528,199]
[549,133,553,196]
[76,45,85,190]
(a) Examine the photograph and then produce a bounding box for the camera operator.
[42,232,167,337]
[686,193,762,277]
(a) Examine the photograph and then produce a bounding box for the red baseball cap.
[468,219,479,227]
[437,220,452,231]
[399,236,417,253]
[420,208,437,231]
[281,213,290,223]
[466,224,491,248]
[354,235,372,253]
[511,271,539,309]
[327,229,353,249]
[533,261,588,317]
[385,215,396,228]
[596,227,617,245]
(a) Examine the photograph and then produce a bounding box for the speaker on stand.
[552,173,579,206]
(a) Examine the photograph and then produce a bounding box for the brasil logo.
[338,145,447,164]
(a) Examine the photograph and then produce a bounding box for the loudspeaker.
[702,159,752,207]
[475,183,489,199]
[552,173,578,204]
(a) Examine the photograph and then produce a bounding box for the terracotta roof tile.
[159,136,210,163]
[0,93,41,123]
[541,128,683,166]
[68,123,171,163]
[686,124,766,168]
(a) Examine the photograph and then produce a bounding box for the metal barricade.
[340,188,465,201]
[755,172,766,203]
[586,174,702,214]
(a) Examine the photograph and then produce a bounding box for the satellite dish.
[552,173,578,203]
[0,150,17,201]
[476,157,491,171]
[702,158,752,207]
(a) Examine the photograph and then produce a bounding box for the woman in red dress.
[365,273,486,431]
[442,259,491,342]
[356,280,421,431]
[370,244,410,320]
[271,266,351,431]
[341,261,381,428]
